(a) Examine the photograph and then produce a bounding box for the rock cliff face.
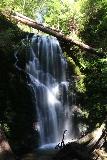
[0,13,38,155]
[0,12,26,54]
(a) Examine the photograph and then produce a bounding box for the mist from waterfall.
[25,35,73,147]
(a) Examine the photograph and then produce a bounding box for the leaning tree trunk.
[78,123,105,148]
[7,11,105,57]
[0,128,15,160]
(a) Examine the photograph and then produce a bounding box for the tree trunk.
[78,123,105,149]
[9,12,104,57]
[0,128,15,160]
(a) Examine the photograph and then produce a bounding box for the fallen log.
[94,149,107,160]
[78,123,105,148]
[54,123,107,160]
[9,12,104,57]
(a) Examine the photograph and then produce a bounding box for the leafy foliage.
[79,0,107,51]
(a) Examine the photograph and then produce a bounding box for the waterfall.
[25,35,72,147]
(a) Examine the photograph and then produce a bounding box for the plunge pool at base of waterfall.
[20,139,76,160]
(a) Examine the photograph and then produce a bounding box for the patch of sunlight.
[52,85,59,96]
[47,90,59,105]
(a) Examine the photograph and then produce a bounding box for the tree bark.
[10,12,104,57]
[0,128,15,160]
[78,123,106,149]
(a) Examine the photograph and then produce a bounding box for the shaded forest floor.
[19,143,107,160]
[21,149,57,160]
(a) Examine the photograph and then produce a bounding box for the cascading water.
[25,35,72,147]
